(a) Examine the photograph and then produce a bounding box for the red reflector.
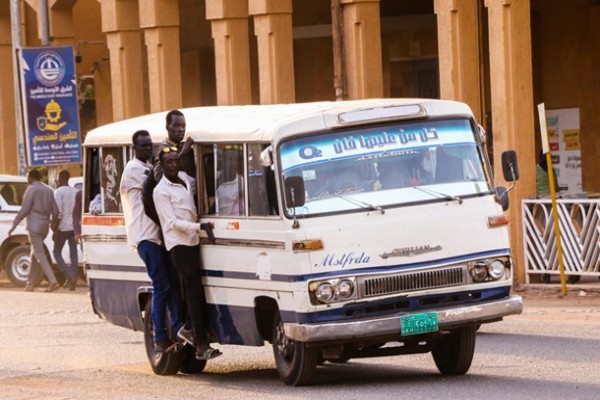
[487,213,510,227]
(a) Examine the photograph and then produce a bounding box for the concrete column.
[580,7,600,191]
[99,0,145,120]
[206,0,251,106]
[140,0,182,112]
[485,0,535,283]
[48,0,75,46]
[340,0,383,99]
[249,0,294,104]
[0,2,18,174]
[434,0,482,122]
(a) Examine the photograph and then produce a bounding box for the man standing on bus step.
[153,146,222,360]
[120,130,189,353]
[8,169,60,292]
[53,170,79,291]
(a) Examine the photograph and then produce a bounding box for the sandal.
[196,347,222,360]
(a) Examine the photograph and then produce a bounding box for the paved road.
[1,282,599,400]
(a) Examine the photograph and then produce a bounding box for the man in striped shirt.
[53,170,79,291]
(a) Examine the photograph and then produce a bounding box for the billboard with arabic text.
[20,46,82,166]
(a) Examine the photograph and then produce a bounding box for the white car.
[69,176,83,191]
[0,174,83,287]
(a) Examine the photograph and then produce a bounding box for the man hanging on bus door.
[120,130,189,353]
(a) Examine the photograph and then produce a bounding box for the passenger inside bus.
[376,159,411,190]
[314,162,376,197]
[216,147,244,215]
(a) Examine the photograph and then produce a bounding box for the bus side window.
[198,145,217,215]
[248,144,277,216]
[84,147,101,214]
[215,144,245,216]
[100,147,126,213]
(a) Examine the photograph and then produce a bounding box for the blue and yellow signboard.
[20,46,82,166]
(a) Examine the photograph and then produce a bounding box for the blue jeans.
[53,230,79,280]
[137,240,184,342]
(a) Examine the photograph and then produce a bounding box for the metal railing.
[523,198,600,283]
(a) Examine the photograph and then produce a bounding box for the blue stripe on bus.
[203,248,511,282]
[87,264,147,272]
[87,248,509,283]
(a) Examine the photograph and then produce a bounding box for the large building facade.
[1,0,599,282]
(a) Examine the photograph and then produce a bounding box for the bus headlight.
[315,283,334,302]
[488,260,506,280]
[335,279,355,300]
[468,258,509,282]
[310,277,357,304]
[469,261,488,282]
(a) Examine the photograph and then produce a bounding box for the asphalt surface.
[1,276,599,400]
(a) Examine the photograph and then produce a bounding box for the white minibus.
[82,98,522,385]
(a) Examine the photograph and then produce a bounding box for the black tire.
[432,326,476,375]
[179,345,207,374]
[5,245,43,287]
[567,275,581,284]
[143,301,184,375]
[272,313,317,386]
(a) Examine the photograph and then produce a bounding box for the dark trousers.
[169,244,209,346]
[53,230,79,280]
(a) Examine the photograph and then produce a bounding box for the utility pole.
[331,0,345,101]
[10,0,26,175]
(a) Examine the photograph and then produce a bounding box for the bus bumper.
[283,295,523,343]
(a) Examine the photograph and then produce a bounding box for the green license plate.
[400,312,439,336]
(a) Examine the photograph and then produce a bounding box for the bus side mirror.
[284,176,305,208]
[501,150,519,182]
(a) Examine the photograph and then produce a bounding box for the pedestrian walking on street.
[53,170,79,291]
[8,169,60,292]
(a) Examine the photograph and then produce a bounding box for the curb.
[515,283,600,295]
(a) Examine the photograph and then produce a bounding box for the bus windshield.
[279,118,491,216]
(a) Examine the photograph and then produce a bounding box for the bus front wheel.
[431,326,476,375]
[272,313,317,386]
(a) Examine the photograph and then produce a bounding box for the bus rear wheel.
[272,313,317,386]
[143,301,184,375]
[431,326,476,375]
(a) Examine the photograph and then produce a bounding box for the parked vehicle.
[82,99,522,385]
[0,174,83,287]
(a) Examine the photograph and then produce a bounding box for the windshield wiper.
[411,186,463,204]
[337,194,385,214]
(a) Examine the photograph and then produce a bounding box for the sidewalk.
[515,277,600,309]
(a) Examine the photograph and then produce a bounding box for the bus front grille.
[360,266,467,297]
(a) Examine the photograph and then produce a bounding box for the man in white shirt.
[53,170,79,291]
[153,146,222,360]
[120,130,185,353]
